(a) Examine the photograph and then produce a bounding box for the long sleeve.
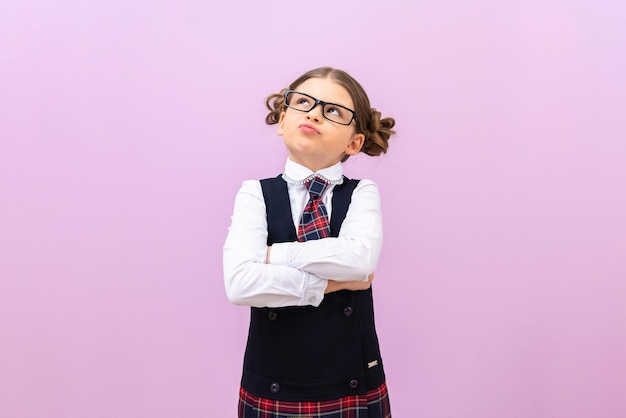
[223,180,328,308]
[269,180,383,281]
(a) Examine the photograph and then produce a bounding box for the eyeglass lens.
[285,92,354,125]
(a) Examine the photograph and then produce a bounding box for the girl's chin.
[285,142,318,156]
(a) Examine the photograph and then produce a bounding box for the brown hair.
[265,67,396,160]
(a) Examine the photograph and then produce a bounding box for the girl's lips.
[299,124,319,134]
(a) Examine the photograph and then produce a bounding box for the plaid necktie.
[297,177,331,242]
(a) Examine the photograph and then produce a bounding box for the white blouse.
[223,159,383,308]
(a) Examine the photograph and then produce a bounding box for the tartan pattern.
[297,177,331,242]
[238,382,391,418]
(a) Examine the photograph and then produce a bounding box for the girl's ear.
[277,112,286,136]
[345,133,365,156]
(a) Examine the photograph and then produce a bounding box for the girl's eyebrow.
[310,94,352,109]
[325,99,353,111]
[297,91,349,107]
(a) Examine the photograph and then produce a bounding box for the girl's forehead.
[295,78,354,108]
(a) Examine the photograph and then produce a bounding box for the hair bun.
[265,89,288,125]
[361,108,396,157]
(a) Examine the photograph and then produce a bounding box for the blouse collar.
[282,158,344,185]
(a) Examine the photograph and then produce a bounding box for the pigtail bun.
[265,89,288,125]
[361,108,396,157]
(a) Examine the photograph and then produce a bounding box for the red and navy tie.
[297,177,331,242]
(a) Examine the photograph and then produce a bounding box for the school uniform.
[224,159,391,417]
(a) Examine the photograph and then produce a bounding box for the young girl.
[223,66,396,418]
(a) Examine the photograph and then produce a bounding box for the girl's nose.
[306,104,323,122]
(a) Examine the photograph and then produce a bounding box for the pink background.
[1,0,625,417]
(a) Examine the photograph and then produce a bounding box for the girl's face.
[277,77,364,172]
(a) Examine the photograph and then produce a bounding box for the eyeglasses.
[283,90,357,126]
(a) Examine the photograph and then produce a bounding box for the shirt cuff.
[300,272,327,307]
[268,242,293,267]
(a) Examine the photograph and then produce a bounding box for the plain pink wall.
[1,0,625,417]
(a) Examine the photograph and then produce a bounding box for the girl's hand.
[325,273,374,294]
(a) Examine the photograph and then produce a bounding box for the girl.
[224,66,396,418]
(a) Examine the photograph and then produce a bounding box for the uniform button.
[343,306,354,317]
[268,311,278,321]
[349,379,359,389]
[270,382,281,393]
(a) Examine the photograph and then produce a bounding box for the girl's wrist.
[324,280,339,294]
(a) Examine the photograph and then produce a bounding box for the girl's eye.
[296,97,310,106]
[326,106,343,117]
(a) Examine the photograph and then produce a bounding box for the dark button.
[268,311,278,321]
[343,306,354,318]
[270,382,280,393]
[349,379,359,389]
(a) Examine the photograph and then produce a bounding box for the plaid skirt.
[238,382,391,418]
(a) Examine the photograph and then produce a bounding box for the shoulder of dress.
[238,179,262,194]
[344,177,377,188]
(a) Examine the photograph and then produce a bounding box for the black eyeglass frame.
[283,90,357,126]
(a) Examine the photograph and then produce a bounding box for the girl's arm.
[325,273,375,294]
[268,180,382,282]
[223,180,328,308]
